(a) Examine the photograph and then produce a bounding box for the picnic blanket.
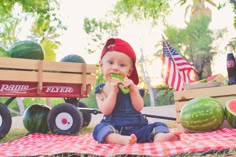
[0,128,236,157]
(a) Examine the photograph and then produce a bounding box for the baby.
[92,38,180,144]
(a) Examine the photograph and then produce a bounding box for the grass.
[0,127,93,143]
[0,128,28,143]
[1,123,236,157]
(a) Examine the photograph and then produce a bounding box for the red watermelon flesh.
[207,74,225,82]
[228,101,236,112]
[225,99,236,128]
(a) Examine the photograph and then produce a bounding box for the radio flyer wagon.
[0,57,97,138]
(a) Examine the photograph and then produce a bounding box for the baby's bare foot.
[122,134,137,144]
[128,134,137,144]
[105,133,137,145]
[121,134,137,144]
[154,131,181,142]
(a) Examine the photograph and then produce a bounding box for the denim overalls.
[92,84,170,143]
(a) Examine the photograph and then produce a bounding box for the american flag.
[161,41,196,91]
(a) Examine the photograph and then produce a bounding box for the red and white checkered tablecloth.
[0,128,236,157]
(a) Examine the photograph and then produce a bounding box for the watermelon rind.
[225,99,236,128]
[180,97,225,133]
[8,40,44,60]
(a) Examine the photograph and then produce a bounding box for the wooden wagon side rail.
[0,57,97,98]
[0,57,96,84]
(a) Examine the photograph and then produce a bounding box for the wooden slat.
[176,113,181,123]
[0,70,96,84]
[44,72,96,84]
[175,101,186,112]
[0,57,96,73]
[174,85,236,101]
[81,63,87,95]
[42,62,96,73]
[37,61,43,94]
[0,57,38,70]
[175,96,236,113]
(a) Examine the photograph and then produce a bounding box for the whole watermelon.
[225,99,236,128]
[60,54,85,63]
[23,104,50,133]
[8,40,44,60]
[180,97,225,133]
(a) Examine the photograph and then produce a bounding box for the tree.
[177,0,216,21]
[0,0,65,61]
[83,17,120,54]
[170,0,224,79]
[230,0,236,30]
[113,0,170,23]
[164,13,214,80]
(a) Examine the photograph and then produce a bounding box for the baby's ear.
[128,67,134,76]
[99,60,103,67]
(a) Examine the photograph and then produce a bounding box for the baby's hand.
[110,78,122,93]
[110,73,130,94]
[123,77,134,87]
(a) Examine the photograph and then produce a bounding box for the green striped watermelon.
[8,40,44,60]
[60,54,85,63]
[225,99,236,128]
[180,97,225,133]
[23,104,50,133]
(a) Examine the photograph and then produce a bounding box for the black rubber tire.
[47,103,83,135]
[0,102,12,139]
[77,102,92,128]
[64,98,92,128]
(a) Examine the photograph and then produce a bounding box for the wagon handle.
[77,108,176,121]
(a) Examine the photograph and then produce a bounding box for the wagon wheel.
[64,98,92,128]
[76,101,92,127]
[47,103,83,135]
[0,102,12,139]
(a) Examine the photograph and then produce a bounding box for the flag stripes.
[161,41,196,91]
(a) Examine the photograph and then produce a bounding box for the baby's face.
[100,51,134,81]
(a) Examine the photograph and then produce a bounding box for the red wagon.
[0,57,97,138]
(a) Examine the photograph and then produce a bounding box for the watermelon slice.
[225,99,236,128]
[207,74,225,83]
[110,73,130,94]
